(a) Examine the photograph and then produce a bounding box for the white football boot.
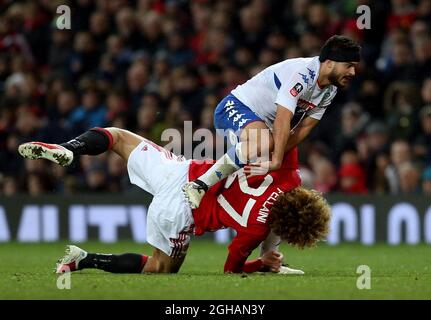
[182,180,208,209]
[18,142,73,166]
[278,264,305,275]
[55,245,88,274]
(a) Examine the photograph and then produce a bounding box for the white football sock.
[198,142,247,187]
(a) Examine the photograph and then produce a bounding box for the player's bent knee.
[104,127,143,162]
[240,126,274,160]
[104,127,136,145]
[104,127,121,146]
[243,136,274,160]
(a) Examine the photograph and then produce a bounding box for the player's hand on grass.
[260,250,283,272]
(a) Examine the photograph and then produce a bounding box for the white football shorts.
[127,139,194,258]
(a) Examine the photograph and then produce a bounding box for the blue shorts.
[214,94,263,133]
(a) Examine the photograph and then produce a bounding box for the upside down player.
[18,127,331,274]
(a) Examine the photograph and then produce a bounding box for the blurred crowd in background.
[1,0,431,196]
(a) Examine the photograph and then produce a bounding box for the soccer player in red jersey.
[18,127,330,274]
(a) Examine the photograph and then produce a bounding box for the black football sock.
[60,127,113,156]
[79,253,148,273]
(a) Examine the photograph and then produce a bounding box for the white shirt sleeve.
[274,72,307,114]
[306,106,326,121]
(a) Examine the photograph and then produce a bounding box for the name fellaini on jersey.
[256,187,283,224]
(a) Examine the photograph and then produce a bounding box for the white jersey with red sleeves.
[189,148,301,272]
[231,56,338,129]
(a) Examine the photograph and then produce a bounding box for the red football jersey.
[188,148,301,272]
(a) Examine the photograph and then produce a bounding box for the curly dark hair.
[268,187,331,249]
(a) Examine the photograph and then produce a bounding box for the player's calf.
[56,245,148,274]
[18,127,114,165]
[60,127,114,157]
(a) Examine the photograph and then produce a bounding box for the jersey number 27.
[217,170,273,227]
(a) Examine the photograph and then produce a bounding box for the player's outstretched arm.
[224,248,283,273]
[223,234,284,273]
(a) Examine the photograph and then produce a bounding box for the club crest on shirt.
[290,82,303,97]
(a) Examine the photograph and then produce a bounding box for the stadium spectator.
[421,165,431,195]
[383,82,420,141]
[386,139,414,193]
[339,148,368,194]
[68,86,107,133]
[398,161,421,193]
[1,175,19,196]
[312,158,338,193]
[421,78,431,104]
[369,151,391,193]
[339,163,368,194]
[414,105,431,165]
[334,102,369,159]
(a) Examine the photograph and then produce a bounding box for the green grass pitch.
[0,241,430,299]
